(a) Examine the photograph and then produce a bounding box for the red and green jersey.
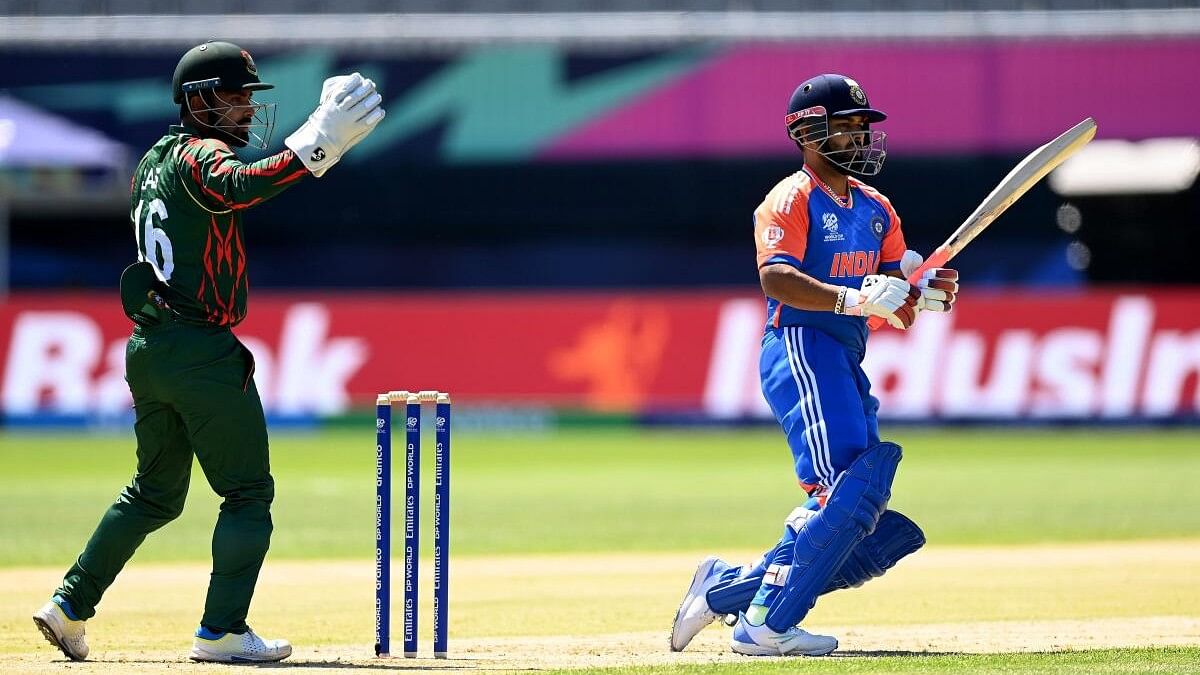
[129,125,308,327]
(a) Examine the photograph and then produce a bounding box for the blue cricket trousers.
[759,325,880,489]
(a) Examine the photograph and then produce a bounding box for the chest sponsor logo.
[762,224,785,249]
[822,213,845,242]
[828,250,879,278]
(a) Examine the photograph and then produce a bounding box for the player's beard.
[192,91,259,148]
[817,132,886,178]
[819,136,860,177]
[206,110,251,148]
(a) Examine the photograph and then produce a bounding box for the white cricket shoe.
[730,613,838,657]
[32,599,88,661]
[669,555,730,651]
[190,627,292,663]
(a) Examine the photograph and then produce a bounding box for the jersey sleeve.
[878,199,907,273]
[754,187,810,269]
[178,137,309,212]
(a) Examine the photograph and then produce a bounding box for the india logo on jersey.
[870,215,886,240]
[822,213,845,242]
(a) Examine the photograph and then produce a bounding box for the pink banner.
[1,289,1198,421]
[542,39,1200,159]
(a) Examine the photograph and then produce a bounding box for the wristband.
[833,287,848,315]
[837,287,864,317]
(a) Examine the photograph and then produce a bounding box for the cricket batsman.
[669,74,959,656]
[32,41,384,663]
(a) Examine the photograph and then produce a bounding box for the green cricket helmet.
[172,41,276,149]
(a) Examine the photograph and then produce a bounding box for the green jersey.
[129,125,308,327]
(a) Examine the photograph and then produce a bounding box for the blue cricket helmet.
[785,74,887,129]
[785,74,889,177]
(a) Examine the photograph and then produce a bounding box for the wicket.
[375,390,450,659]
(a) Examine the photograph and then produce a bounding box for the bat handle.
[865,246,952,331]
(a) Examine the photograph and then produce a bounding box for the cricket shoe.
[669,555,731,651]
[190,626,292,663]
[32,599,88,661]
[730,613,838,657]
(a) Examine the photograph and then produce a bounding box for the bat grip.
[865,246,951,330]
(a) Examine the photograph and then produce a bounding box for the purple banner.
[541,39,1200,159]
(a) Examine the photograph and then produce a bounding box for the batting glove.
[900,249,959,313]
[836,274,920,330]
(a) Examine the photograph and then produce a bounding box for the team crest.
[845,78,867,106]
[241,49,258,75]
[822,213,845,242]
[762,224,785,249]
[870,215,886,240]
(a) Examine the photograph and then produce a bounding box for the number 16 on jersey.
[133,197,175,282]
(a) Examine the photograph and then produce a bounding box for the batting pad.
[764,441,901,632]
[705,507,923,616]
[824,509,925,592]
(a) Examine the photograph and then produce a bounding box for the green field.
[4,427,1200,565]
[2,428,1198,673]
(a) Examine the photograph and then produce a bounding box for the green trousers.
[56,320,274,633]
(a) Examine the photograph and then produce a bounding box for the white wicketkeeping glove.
[286,73,386,177]
[900,250,960,313]
[836,274,920,330]
[320,73,361,104]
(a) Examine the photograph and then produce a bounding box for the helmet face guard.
[182,78,276,150]
[786,105,887,177]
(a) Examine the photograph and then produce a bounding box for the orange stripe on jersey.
[755,170,816,268]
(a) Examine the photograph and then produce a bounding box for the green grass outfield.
[1,428,1198,566]
[540,648,1200,674]
[2,428,1198,674]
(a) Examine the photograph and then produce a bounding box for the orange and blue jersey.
[753,166,906,360]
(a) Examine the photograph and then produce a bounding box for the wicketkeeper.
[670,74,960,656]
[33,41,384,663]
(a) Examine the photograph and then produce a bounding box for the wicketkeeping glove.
[836,274,920,330]
[286,73,385,177]
[900,250,959,313]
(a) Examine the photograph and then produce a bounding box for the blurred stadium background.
[1,0,1198,430]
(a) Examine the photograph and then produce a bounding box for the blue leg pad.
[824,509,925,592]
[706,575,762,616]
[764,441,901,632]
[705,508,924,615]
[707,526,796,615]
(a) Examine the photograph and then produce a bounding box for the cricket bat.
[868,117,1097,330]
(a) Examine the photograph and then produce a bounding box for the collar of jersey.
[802,166,854,210]
[169,123,201,137]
